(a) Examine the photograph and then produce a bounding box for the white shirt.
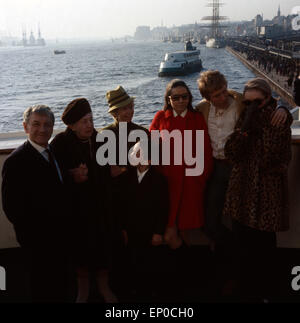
[137,168,149,184]
[173,109,187,118]
[28,139,63,182]
[207,98,239,160]
[28,138,50,161]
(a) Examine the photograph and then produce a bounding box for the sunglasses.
[242,98,265,106]
[169,94,189,101]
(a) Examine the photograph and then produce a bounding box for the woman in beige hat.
[102,85,149,177]
[100,86,149,284]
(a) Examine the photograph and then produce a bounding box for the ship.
[158,40,203,77]
[22,24,46,47]
[206,37,226,49]
[202,0,227,49]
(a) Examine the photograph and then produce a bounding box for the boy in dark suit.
[122,140,169,300]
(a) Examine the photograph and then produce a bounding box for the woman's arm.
[224,109,252,164]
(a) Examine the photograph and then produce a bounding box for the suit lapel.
[24,141,49,167]
[137,167,152,188]
[24,141,61,183]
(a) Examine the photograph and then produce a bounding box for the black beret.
[61,98,92,125]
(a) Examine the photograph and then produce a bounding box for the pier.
[226,43,300,120]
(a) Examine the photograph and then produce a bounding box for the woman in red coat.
[150,79,213,249]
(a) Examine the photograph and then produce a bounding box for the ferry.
[158,41,203,77]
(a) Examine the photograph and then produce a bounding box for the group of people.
[1,70,293,302]
[230,42,297,89]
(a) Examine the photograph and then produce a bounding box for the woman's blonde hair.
[197,70,227,100]
[243,78,272,98]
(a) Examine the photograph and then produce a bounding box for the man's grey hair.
[23,105,55,125]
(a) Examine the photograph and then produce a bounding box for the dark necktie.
[45,149,62,182]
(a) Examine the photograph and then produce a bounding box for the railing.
[290,106,300,116]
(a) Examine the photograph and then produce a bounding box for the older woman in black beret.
[51,98,117,303]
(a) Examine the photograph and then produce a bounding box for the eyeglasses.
[169,94,189,101]
[242,98,265,106]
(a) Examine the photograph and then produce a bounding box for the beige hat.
[106,86,135,113]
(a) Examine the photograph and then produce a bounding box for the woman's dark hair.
[163,79,194,111]
[243,78,272,98]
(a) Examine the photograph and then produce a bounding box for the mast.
[22,25,27,46]
[38,23,41,39]
[202,0,227,38]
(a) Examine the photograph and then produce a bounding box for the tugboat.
[54,50,66,55]
[158,40,202,77]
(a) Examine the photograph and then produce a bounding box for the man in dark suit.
[293,74,300,107]
[1,105,71,302]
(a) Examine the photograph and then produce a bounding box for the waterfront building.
[134,26,152,41]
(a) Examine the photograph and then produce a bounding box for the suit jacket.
[293,78,300,106]
[100,121,150,166]
[1,140,70,249]
[122,166,169,247]
[99,121,150,245]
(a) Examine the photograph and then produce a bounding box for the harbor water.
[0,41,255,133]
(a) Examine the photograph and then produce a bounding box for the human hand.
[271,107,288,126]
[241,100,261,132]
[110,165,127,178]
[69,163,88,183]
[151,234,163,246]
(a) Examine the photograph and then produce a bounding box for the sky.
[0,0,300,40]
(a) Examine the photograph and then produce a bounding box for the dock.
[226,45,299,119]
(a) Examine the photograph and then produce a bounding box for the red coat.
[150,109,213,230]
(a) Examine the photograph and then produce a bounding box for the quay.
[226,46,297,111]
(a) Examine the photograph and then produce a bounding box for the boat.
[22,25,46,47]
[199,38,206,45]
[206,37,226,49]
[158,41,203,77]
[54,50,66,55]
[202,0,227,49]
